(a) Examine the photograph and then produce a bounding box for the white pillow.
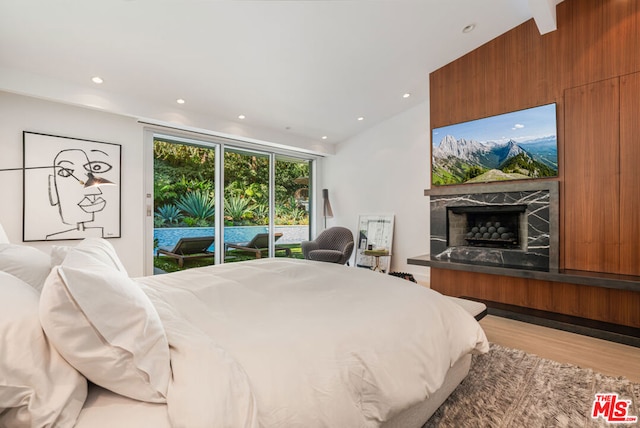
[50,238,125,270]
[39,249,170,403]
[50,245,71,266]
[0,223,9,243]
[70,237,128,274]
[0,243,51,291]
[0,271,87,427]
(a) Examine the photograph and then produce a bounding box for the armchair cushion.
[301,226,354,265]
[307,249,344,263]
[300,240,319,258]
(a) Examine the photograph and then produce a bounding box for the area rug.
[423,343,640,427]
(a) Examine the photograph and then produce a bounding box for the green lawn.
[154,244,304,273]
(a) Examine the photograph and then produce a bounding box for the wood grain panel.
[430,268,640,328]
[430,0,640,126]
[620,72,640,275]
[499,18,559,110]
[608,288,640,327]
[429,50,488,128]
[561,0,640,88]
[563,79,620,272]
[429,16,561,130]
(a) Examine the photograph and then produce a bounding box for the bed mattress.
[136,259,487,427]
[76,354,472,428]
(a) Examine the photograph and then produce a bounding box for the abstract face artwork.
[23,132,121,241]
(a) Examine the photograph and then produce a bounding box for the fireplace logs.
[466,220,517,247]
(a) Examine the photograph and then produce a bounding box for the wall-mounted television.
[431,103,558,186]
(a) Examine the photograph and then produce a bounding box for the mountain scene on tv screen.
[431,134,558,186]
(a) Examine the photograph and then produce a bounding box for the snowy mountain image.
[431,103,558,186]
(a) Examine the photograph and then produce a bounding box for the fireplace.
[429,182,559,270]
[448,205,526,250]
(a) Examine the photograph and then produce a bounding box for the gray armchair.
[301,226,354,265]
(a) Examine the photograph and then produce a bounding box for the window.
[149,132,315,273]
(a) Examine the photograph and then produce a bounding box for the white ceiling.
[0,0,560,152]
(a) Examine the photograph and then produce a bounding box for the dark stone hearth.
[435,247,551,270]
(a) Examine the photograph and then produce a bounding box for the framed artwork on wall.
[354,213,394,274]
[22,131,121,242]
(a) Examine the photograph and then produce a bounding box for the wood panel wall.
[620,73,640,276]
[428,0,640,326]
[563,78,620,272]
[430,269,640,328]
[430,0,640,128]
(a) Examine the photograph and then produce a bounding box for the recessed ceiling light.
[176,98,185,104]
[403,93,411,98]
[462,23,476,33]
[357,117,364,121]
[238,114,246,120]
[91,76,103,84]
[321,136,328,140]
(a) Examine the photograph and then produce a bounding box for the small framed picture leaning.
[354,213,394,274]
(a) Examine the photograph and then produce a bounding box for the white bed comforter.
[135,258,488,428]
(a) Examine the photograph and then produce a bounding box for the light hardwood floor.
[479,315,640,383]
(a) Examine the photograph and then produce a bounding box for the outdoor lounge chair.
[156,236,215,267]
[225,232,291,259]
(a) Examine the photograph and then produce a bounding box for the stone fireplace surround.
[408,180,640,346]
[407,180,640,291]
[409,180,637,292]
[428,181,559,271]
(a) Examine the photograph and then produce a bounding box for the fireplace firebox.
[448,205,527,250]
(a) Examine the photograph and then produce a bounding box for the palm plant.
[251,203,269,224]
[155,204,184,225]
[289,207,307,222]
[224,195,253,223]
[176,190,216,221]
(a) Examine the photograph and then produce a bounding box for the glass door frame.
[221,145,276,260]
[144,127,319,275]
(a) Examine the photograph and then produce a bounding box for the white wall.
[0,92,146,276]
[0,91,331,277]
[1,90,433,281]
[321,101,432,284]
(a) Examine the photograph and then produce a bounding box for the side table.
[363,249,390,272]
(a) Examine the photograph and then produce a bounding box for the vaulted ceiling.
[0,0,561,152]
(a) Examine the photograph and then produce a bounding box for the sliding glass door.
[222,147,272,262]
[222,151,311,262]
[150,132,315,272]
[152,136,218,272]
[274,155,311,259]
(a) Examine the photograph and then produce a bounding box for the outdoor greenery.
[153,139,310,227]
[155,204,182,225]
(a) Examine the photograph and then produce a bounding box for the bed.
[0,237,488,428]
